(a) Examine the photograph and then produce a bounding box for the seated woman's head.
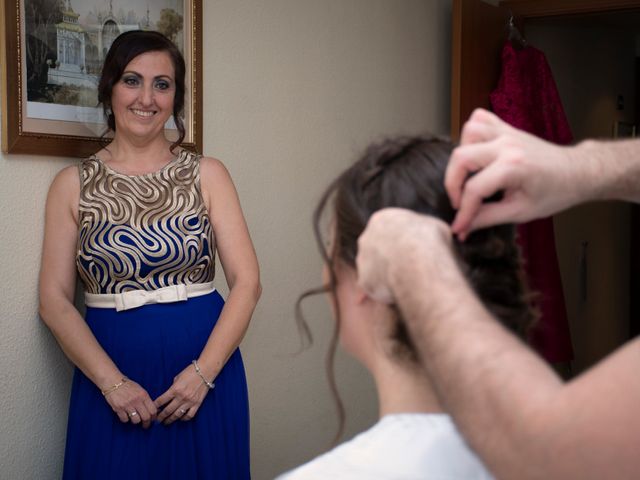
[299,135,536,437]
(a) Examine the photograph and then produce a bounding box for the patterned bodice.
[76,150,216,294]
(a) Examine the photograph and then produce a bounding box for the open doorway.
[451,0,640,377]
[524,13,638,375]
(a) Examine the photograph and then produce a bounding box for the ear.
[354,283,370,305]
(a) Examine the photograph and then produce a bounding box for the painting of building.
[25,0,183,108]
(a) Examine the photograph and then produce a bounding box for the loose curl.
[97,30,187,151]
[296,135,537,442]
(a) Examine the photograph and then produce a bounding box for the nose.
[139,84,154,106]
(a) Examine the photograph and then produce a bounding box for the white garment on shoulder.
[276,413,494,480]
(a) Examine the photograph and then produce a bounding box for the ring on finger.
[178,408,187,415]
[128,411,138,418]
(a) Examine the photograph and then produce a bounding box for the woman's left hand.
[154,364,211,425]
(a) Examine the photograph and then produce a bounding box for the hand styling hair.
[296,135,537,442]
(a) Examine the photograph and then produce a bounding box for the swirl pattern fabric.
[76,150,215,294]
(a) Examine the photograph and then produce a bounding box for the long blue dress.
[63,151,250,479]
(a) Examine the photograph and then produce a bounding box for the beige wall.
[526,20,635,373]
[0,1,452,478]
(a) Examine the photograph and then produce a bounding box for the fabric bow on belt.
[84,281,216,312]
[114,285,188,311]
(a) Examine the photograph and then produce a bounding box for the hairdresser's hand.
[104,378,157,429]
[356,209,453,304]
[447,108,580,240]
[155,364,211,425]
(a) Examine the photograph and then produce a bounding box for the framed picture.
[1,0,202,157]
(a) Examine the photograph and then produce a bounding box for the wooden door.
[450,0,509,139]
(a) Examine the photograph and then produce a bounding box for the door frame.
[503,0,640,18]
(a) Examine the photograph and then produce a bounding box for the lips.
[130,108,156,117]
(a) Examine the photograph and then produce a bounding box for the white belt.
[85,282,216,312]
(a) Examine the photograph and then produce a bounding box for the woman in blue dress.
[39,31,260,479]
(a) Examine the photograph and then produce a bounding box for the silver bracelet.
[192,360,215,389]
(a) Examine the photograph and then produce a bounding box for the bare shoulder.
[198,156,243,217]
[49,165,80,197]
[567,337,640,409]
[200,157,235,195]
[606,337,640,379]
[199,155,234,188]
[47,165,81,220]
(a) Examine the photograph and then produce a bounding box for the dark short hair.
[297,135,537,442]
[97,30,186,150]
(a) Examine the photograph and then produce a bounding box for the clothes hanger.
[508,14,528,49]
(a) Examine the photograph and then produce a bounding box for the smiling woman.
[38,30,260,480]
[98,31,187,154]
[107,51,177,151]
[1,1,203,156]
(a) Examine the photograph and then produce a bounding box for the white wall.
[0,1,452,478]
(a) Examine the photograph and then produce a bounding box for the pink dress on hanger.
[490,41,574,364]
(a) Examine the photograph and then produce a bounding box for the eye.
[121,75,139,86]
[154,79,172,90]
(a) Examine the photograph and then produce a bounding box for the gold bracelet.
[101,377,128,396]
[192,360,215,389]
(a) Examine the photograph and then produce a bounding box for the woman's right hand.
[40,167,159,428]
[103,379,158,428]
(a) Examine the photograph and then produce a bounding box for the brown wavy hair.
[97,30,186,151]
[296,135,537,442]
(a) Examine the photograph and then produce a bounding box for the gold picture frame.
[1,0,202,157]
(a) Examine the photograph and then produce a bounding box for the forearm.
[197,281,261,381]
[399,275,560,477]
[391,251,640,479]
[40,299,123,389]
[571,138,640,205]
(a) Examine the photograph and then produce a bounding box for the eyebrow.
[121,70,174,81]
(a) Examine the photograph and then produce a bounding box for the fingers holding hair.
[450,157,524,239]
[448,108,516,210]
[447,140,504,210]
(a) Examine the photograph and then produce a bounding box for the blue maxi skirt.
[62,291,250,479]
